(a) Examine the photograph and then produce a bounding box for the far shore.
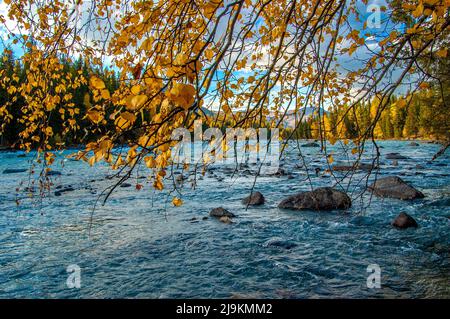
[0,138,448,153]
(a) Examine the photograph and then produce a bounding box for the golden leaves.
[167,82,196,109]
[172,197,183,207]
[436,48,448,58]
[86,109,103,124]
[115,111,136,130]
[126,94,148,110]
[89,76,105,90]
[327,154,334,164]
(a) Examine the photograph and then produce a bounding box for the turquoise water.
[0,140,449,298]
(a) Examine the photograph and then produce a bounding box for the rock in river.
[242,191,265,206]
[386,153,409,160]
[368,176,424,200]
[278,187,351,211]
[301,142,320,147]
[209,207,236,218]
[3,168,27,174]
[392,212,418,229]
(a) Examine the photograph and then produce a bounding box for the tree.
[0,0,449,201]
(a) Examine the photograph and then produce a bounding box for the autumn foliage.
[0,0,449,197]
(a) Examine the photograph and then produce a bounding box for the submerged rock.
[242,191,265,206]
[392,212,418,229]
[368,176,424,200]
[119,183,132,188]
[54,186,75,196]
[278,187,351,211]
[386,153,409,160]
[209,207,236,218]
[265,239,297,249]
[46,170,62,176]
[302,142,320,147]
[3,168,27,174]
[409,142,420,146]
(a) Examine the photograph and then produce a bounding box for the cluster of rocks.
[205,175,424,230]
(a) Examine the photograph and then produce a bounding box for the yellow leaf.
[167,83,196,109]
[172,197,183,207]
[419,82,430,89]
[351,148,358,155]
[115,112,136,130]
[131,85,141,95]
[89,76,105,90]
[101,89,110,99]
[327,154,334,164]
[87,110,102,124]
[153,179,164,191]
[436,49,448,58]
[205,49,214,60]
[126,94,148,110]
[88,156,96,166]
[144,156,156,168]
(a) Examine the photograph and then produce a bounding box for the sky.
[0,0,412,111]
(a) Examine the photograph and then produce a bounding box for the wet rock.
[386,153,409,160]
[54,186,75,196]
[278,187,351,211]
[202,216,209,220]
[415,164,425,169]
[3,168,27,174]
[409,142,420,146]
[274,168,287,176]
[287,174,295,179]
[120,183,132,188]
[189,217,199,223]
[46,170,62,176]
[392,212,418,229]
[209,207,236,218]
[242,191,265,206]
[175,174,186,182]
[391,160,398,166]
[302,142,320,147]
[265,239,297,249]
[219,216,233,224]
[368,176,424,200]
[17,154,27,158]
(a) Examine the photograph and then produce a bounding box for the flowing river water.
[0,140,448,298]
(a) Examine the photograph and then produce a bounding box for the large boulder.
[278,187,351,211]
[392,212,418,229]
[368,176,424,200]
[242,191,265,205]
[209,207,236,218]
